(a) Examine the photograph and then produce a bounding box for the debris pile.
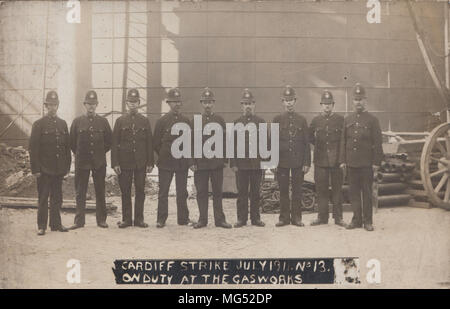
[0,143,160,199]
[260,180,316,214]
[0,143,35,197]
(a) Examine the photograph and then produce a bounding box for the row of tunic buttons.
[289,114,294,152]
[131,115,136,153]
[131,124,136,152]
[131,119,137,153]
[89,123,94,154]
[326,117,330,152]
[355,114,360,147]
[51,118,62,158]
[354,115,360,151]
[88,117,95,154]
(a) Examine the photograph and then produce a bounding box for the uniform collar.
[284,111,296,118]
[169,110,181,117]
[354,110,367,116]
[203,111,214,117]
[242,113,255,120]
[322,111,334,118]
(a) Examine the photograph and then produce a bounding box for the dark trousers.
[277,167,304,223]
[37,173,63,230]
[157,169,190,224]
[236,169,262,223]
[348,167,373,225]
[118,167,146,224]
[194,168,226,225]
[314,166,343,222]
[74,166,107,226]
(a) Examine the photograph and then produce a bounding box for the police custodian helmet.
[166,88,182,102]
[44,90,59,105]
[240,88,254,103]
[320,89,334,104]
[200,87,215,101]
[84,90,98,104]
[281,85,296,101]
[353,83,367,100]
[126,88,140,102]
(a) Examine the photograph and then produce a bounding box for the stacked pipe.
[342,153,414,207]
[377,153,415,206]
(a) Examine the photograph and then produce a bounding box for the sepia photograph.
[0,0,449,291]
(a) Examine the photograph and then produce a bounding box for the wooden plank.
[407,200,432,209]
[0,197,116,211]
[405,189,442,197]
[407,180,425,190]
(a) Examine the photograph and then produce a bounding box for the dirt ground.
[0,197,449,289]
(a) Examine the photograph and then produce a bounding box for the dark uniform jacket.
[70,114,112,170]
[230,114,267,170]
[191,113,227,170]
[29,115,71,176]
[153,111,191,171]
[272,112,311,169]
[309,112,344,167]
[111,112,154,170]
[339,111,383,168]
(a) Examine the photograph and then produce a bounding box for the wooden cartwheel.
[420,122,450,210]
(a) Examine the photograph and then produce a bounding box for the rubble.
[0,143,34,196]
[0,143,160,199]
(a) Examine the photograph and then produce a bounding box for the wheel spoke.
[430,168,447,178]
[444,133,450,157]
[434,174,448,193]
[430,155,442,162]
[435,141,447,154]
[445,179,450,202]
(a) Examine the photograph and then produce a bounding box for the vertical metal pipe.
[445,1,449,122]
[41,1,50,116]
[121,0,130,112]
[445,1,449,90]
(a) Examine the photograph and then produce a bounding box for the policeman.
[309,90,346,227]
[29,91,71,236]
[339,83,383,231]
[69,90,112,229]
[230,88,266,228]
[111,88,154,228]
[153,88,192,228]
[189,88,232,229]
[272,85,311,227]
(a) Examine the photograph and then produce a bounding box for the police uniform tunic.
[309,112,344,223]
[70,114,112,226]
[339,111,383,225]
[153,111,191,225]
[111,112,154,225]
[29,115,71,230]
[230,114,266,224]
[272,111,311,224]
[191,112,227,226]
